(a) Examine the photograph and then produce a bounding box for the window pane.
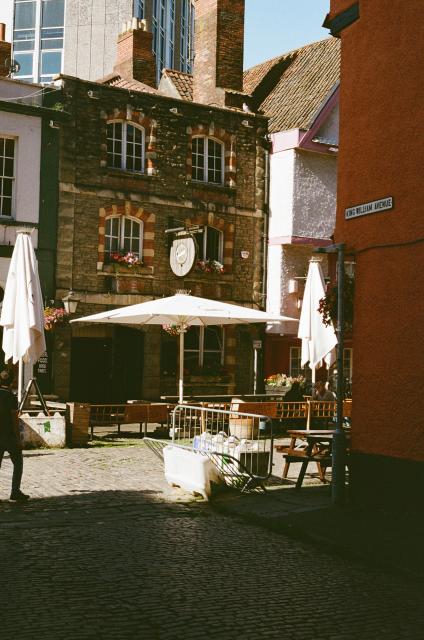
[203,352,222,369]
[121,218,141,257]
[125,124,143,173]
[13,29,35,51]
[107,122,123,169]
[204,326,223,351]
[5,139,15,158]
[191,137,204,181]
[205,227,222,262]
[41,51,61,75]
[42,0,65,28]
[184,326,200,350]
[105,217,120,257]
[207,139,223,184]
[14,53,33,76]
[14,2,36,29]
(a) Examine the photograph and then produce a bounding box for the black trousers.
[0,445,23,494]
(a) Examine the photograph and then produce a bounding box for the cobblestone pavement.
[0,444,423,640]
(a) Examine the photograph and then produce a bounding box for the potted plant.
[196,259,225,274]
[105,252,144,293]
[318,274,355,331]
[264,373,293,395]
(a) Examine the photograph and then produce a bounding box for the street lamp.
[315,243,347,506]
[62,290,81,314]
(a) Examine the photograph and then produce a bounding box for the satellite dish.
[4,57,21,77]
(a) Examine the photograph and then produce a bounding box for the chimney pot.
[0,23,5,42]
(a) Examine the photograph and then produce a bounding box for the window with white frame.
[106,121,145,173]
[13,0,65,84]
[289,346,312,381]
[104,216,143,260]
[184,326,224,373]
[199,226,223,263]
[192,136,224,185]
[0,137,15,217]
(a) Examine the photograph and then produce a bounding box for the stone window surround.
[183,211,234,274]
[100,107,157,176]
[106,120,145,173]
[104,214,144,259]
[187,124,236,188]
[98,202,155,271]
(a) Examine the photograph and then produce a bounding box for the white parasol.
[298,258,337,384]
[0,231,46,400]
[72,292,298,403]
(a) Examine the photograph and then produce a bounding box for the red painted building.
[326,0,424,505]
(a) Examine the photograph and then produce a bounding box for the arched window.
[105,216,143,259]
[199,226,223,263]
[192,136,224,184]
[107,121,145,172]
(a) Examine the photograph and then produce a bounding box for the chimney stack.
[193,0,245,107]
[0,24,12,78]
[113,18,157,88]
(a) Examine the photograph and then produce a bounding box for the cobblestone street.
[1,444,423,640]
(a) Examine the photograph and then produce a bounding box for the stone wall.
[52,75,268,400]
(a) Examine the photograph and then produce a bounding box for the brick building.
[49,0,269,402]
[325,0,424,505]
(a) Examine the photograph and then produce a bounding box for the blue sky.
[244,0,331,69]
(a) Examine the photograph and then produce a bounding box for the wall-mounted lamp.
[241,119,254,128]
[88,90,100,99]
[62,290,81,314]
[169,107,182,116]
[49,120,60,129]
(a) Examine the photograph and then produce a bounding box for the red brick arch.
[187,124,236,187]
[184,211,234,273]
[100,108,157,175]
[98,202,155,268]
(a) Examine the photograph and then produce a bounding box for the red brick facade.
[114,23,156,88]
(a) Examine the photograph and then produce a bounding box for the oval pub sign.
[170,236,197,277]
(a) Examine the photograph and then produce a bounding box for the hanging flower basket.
[162,323,189,336]
[318,275,355,330]
[44,307,70,331]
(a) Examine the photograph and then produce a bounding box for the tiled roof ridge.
[243,36,335,75]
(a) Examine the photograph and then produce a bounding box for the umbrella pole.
[178,330,184,404]
[18,358,24,403]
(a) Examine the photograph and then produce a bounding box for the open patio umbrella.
[0,230,46,401]
[72,292,298,403]
[298,258,337,385]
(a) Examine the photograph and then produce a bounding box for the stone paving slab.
[0,443,423,640]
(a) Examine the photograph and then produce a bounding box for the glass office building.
[12,0,194,85]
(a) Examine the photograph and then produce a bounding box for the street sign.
[345,196,393,220]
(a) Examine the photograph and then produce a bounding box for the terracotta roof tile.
[162,69,193,101]
[246,38,341,133]
[99,73,158,94]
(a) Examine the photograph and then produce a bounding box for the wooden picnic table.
[280,430,350,490]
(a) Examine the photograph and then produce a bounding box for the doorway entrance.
[70,327,144,402]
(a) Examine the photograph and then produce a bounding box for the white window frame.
[13,0,65,84]
[184,326,225,368]
[106,120,145,173]
[104,215,144,259]
[200,226,224,263]
[192,136,225,185]
[0,136,16,219]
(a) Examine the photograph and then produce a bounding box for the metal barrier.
[169,404,273,493]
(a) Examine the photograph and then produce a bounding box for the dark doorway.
[70,338,114,402]
[70,329,144,403]
[112,327,144,402]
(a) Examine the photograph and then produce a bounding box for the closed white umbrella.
[72,292,298,403]
[298,258,337,385]
[0,231,46,401]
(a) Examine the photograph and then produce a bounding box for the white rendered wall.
[292,151,337,240]
[0,111,41,246]
[268,149,295,239]
[316,103,339,144]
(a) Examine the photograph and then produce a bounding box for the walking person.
[0,369,29,502]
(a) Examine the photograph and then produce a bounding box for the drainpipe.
[261,148,270,307]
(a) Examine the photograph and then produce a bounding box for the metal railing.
[170,404,274,492]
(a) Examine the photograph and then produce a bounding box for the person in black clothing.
[284,380,305,402]
[0,369,29,502]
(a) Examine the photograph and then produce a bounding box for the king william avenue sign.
[345,196,393,220]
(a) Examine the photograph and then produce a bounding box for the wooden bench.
[88,403,174,439]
